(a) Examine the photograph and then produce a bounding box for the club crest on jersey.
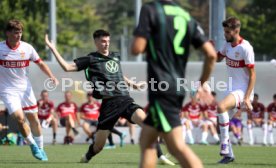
[20,51,25,59]
[235,52,240,58]
[105,60,119,73]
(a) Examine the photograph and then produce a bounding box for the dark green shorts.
[144,95,184,132]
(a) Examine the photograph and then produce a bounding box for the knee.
[17,117,26,125]
[218,103,226,113]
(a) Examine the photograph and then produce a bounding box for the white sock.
[268,125,274,144]
[182,125,186,141]
[218,112,230,144]
[263,123,268,144]
[186,129,194,143]
[25,133,36,145]
[213,134,220,142]
[247,124,254,143]
[33,135,44,149]
[201,131,208,142]
[226,141,234,158]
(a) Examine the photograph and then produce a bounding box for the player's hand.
[243,98,253,111]
[51,76,59,86]
[135,81,147,90]
[45,34,55,49]
[196,83,213,105]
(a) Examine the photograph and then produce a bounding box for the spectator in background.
[182,94,209,145]
[56,91,79,144]
[80,92,100,143]
[267,94,276,145]
[203,91,220,144]
[229,109,243,145]
[246,93,266,145]
[37,90,58,144]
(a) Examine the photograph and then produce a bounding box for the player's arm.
[45,34,78,72]
[198,41,217,84]
[217,52,225,62]
[124,76,147,90]
[244,67,256,110]
[36,61,59,85]
[131,37,147,55]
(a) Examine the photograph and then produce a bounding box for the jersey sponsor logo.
[105,60,119,73]
[226,57,245,68]
[0,59,30,68]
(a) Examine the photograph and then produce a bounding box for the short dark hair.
[222,17,241,30]
[273,94,276,99]
[93,29,110,39]
[5,20,23,32]
[41,90,48,94]
[254,93,259,98]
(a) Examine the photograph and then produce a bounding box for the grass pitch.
[0,144,276,168]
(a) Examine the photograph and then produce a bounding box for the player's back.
[136,1,207,96]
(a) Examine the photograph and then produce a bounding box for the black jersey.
[134,0,207,96]
[74,52,129,99]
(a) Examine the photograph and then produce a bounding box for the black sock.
[72,127,78,134]
[86,143,97,160]
[111,128,122,136]
[53,133,56,140]
[156,143,163,158]
[108,134,114,145]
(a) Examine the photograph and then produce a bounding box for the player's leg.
[208,122,220,143]
[268,120,274,145]
[139,124,159,168]
[185,120,194,144]
[82,121,93,140]
[161,126,203,168]
[25,113,43,147]
[12,109,43,160]
[67,114,79,136]
[217,94,236,155]
[200,121,209,145]
[81,129,110,163]
[127,122,136,144]
[110,127,126,147]
[247,119,254,145]
[50,117,58,144]
[262,120,268,145]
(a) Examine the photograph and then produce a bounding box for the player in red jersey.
[246,93,266,145]
[182,95,209,145]
[267,94,276,145]
[203,91,220,144]
[56,91,79,144]
[37,90,58,144]
[80,92,100,142]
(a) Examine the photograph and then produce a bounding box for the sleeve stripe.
[246,64,255,68]
[34,58,42,63]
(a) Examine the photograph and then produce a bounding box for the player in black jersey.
[132,0,217,168]
[45,29,174,165]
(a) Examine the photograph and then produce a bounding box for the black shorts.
[83,119,98,126]
[97,96,142,130]
[144,94,184,132]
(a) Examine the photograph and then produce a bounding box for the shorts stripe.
[155,101,172,132]
[22,105,38,111]
[219,122,229,127]
[150,106,159,128]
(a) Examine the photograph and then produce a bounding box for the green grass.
[0,144,276,168]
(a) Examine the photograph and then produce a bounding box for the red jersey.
[250,102,265,119]
[37,99,54,120]
[204,103,218,119]
[267,103,276,120]
[80,102,100,120]
[182,102,204,120]
[56,102,78,118]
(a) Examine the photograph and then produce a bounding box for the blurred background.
[0,0,275,61]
